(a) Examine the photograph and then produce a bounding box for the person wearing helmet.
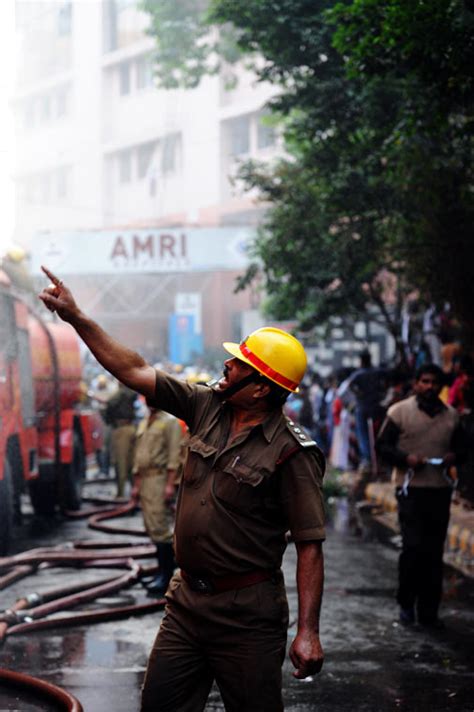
[39,267,326,712]
[89,373,118,475]
[132,406,184,597]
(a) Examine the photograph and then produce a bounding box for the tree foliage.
[141,0,240,88]
[328,0,474,340]
[142,0,474,348]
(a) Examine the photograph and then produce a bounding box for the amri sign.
[30,228,254,275]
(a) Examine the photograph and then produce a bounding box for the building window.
[137,142,156,179]
[56,87,69,118]
[136,56,153,90]
[20,87,70,131]
[161,134,180,174]
[228,116,250,156]
[118,150,132,183]
[40,95,51,123]
[26,178,38,204]
[57,166,70,200]
[257,113,276,150]
[24,99,36,130]
[119,62,131,95]
[41,174,51,204]
[19,167,71,205]
[103,0,147,53]
[58,2,72,37]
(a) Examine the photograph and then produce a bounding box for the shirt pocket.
[182,434,217,488]
[213,459,267,514]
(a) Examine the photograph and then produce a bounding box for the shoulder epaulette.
[285,418,318,448]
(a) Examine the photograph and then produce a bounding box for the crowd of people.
[284,348,473,630]
[84,342,474,538]
[284,349,474,502]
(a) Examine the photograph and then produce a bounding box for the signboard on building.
[30,228,253,275]
[168,314,203,365]
[175,292,202,333]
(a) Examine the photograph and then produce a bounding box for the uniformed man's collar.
[219,399,282,442]
[261,408,284,442]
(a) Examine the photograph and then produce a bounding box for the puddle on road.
[0,687,52,711]
[2,627,145,673]
[1,627,147,712]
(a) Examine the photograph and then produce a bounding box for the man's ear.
[253,381,271,400]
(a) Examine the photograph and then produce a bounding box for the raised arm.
[39,266,156,399]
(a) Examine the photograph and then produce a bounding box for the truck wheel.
[63,431,85,511]
[0,460,14,555]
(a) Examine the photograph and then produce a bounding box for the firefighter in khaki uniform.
[40,267,326,712]
[132,407,183,596]
[104,383,137,497]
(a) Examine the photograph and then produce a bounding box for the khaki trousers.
[139,469,173,544]
[111,424,136,497]
[140,571,289,712]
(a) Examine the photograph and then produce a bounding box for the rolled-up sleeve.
[281,449,326,542]
[147,370,213,429]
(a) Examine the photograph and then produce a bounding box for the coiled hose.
[0,668,83,711]
[0,494,167,709]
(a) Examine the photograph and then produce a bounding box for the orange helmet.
[223,327,307,393]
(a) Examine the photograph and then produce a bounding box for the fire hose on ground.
[0,493,167,710]
[0,668,84,712]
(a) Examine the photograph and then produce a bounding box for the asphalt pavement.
[0,482,473,712]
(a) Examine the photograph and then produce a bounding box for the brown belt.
[181,569,275,595]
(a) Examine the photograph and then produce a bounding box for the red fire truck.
[0,268,104,554]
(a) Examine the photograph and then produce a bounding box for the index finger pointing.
[41,265,61,285]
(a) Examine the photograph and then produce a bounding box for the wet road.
[1,484,473,712]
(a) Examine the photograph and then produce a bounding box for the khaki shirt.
[148,371,326,577]
[134,411,183,473]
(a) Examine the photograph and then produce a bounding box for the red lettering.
[160,234,176,258]
[110,236,128,260]
[133,234,153,259]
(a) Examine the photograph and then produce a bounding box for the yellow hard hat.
[6,246,27,263]
[186,372,202,384]
[223,327,307,393]
[197,371,211,383]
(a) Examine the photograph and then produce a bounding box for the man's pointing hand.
[38,265,79,323]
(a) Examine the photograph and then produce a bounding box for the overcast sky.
[0,0,16,253]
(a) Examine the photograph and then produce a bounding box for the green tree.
[142,0,474,350]
[328,0,474,344]
[141,0,239,88]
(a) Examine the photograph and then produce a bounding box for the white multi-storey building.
[12,0,280,360]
